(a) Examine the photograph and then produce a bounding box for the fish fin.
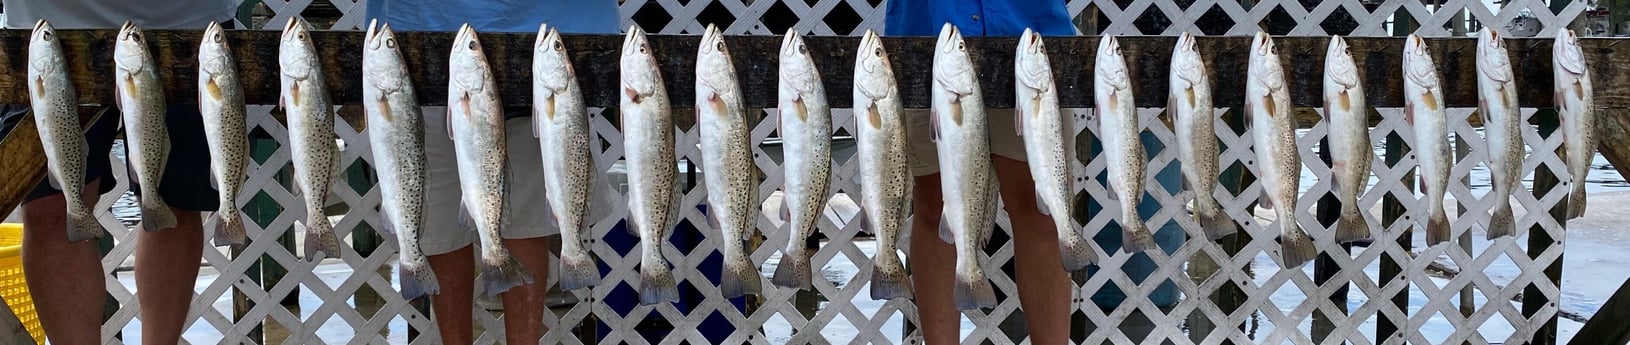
[1056,219,1097,271]
[558,247,602,291]
[445,107,455,140]
[953,274,997,310]
[771,249,812,290]
[1196,205,1235,240]
[929,108,940,142]
[140,198,178,232]
[1014,106,1024,137]
[1105,179,1119,201]
[1568,187,1587,220]
[66,210,105,243]
[869,253,914,301]
[480,256,534,296]
[721,249,763,299]
[1334,203,1371,243]
[937,210,953,244]
[1259,194,1275,210]
[1120,219,1155,253]
[44,173,61,190]
[1035,195,1051,216]
[114,77,126,113]
[778,199,791,223]
[1487,203,1516,240]
[639,257,680,305]
[303,215,341,261]
[1425,206,1451,246]
[1404,100,1416,126]
[457,202,477,232]
[866,102,882,129]
[209,212,247,246]
[399,262,441,300]
[1278,229,1316,268]
[1179,177,1190,192]
[705,209,721,230]
[853,209,872,235]
[776,105,785,135]
[531,106,542,138]
[624,210,640,236]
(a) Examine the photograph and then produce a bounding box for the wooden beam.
[0,30,1623,110]
[1569,276,1630,345]
[0,107,107,220]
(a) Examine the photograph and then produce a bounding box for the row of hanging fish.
[24,18,1596,307]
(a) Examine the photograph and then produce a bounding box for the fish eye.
[957,42,965,51]
[639,44,648,54]
[874,48,882,57]
[715,41,725,52]
[297,32,306,41]
[468,40,478,50]
[385,38,395,49]
[41,31,52,41]
[797,44,806,54]
[554,41,564,51]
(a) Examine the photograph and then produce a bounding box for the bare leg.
[427,245,475,345]
[500,237,552,344]
[134,208,204,344]
[992,156,1071,344]
[907,175,961,344]
[20,180,104,345]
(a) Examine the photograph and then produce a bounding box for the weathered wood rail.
[0,30,1610,345]
[2,31,1627,111]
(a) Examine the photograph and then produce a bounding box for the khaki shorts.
[903,108,1028,176]
[420,107,557,256]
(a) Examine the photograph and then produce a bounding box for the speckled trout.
[621,26,681,305]
[773,30,833,291]
[29,20,104,242]
[199,21,249,246]
[533,24,602,291]
[931,24,999,311]
[854,30,914,301]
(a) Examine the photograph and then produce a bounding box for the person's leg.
[134,105,221,343]
[19,105,119,345]
[420,106,479,344]
[907,175,960,345]
[992,156,1072,344]
[21,183,105,345]
[499,237,551,343]
[427,246,475,345]
[133,209,203,343]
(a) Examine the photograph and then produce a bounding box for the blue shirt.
[883,0,1074,36]
[365,0,620,34]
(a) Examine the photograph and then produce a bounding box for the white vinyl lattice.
[62,0,1585,344]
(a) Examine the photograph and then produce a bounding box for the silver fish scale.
[30,24,100,241]
[120,45,175,232]
[200,34,249,245]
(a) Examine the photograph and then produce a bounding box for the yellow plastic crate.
[0,223,43,344]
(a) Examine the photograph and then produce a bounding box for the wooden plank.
[1569,277,1630,345]
[0,30,1624,110]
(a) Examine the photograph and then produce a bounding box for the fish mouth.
[364,19,380,49]
[937,23,961,53]
[1176,31,1197,53]
[1019,28,1044,55]
[701,24,724,55]
[1252,31,1273,57]
[1482,27,1502,48]
[622,25,648,56]
[1406,34,1427,56]
[204,21,225,43]
[281,17,301,39]
[118,21,141,42]
[1328,35,1348,55]
[858,30,885,73]
[781,30,801,57]
[534,24,551,50]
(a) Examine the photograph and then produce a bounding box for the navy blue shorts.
[0,104,219,212]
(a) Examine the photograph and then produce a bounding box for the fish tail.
[638,257,680,305]
[953,272,997,310]
[1195,203,1236,240]
[398,262,440,300]
[869,252,914,301]
[1120,218,1156,253]
[720,253,762,299]
[1425,205,1451,246]
[1055,219,1096,271]
[1487,202,1516,240]
[479,255,534,296]
[1334,203,1371,243]
[557,247,602,291]
[1568,183,1587,220]
[209,211,247,246]
[302,215,342,261]
[66,209,104,243]
[771,248,813,290]
[140,197,177,232]
[1279,223,1316,268]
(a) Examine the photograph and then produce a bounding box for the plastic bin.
[0,223,42,344]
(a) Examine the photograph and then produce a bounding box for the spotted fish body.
[854,30,914,301]
[1554,29,1595,220]
[362,21,438,298]
[1403,34,1452,246]
[1324,35,1373,244]
[533,25,601,291]
[772,30,833,291]
[1015,30,1095,270]
[621,26,681,305]
[1169,32,1231,240]
[115,22,176,233]
[1247,32,1315,268]
[1096,36,1154,253]
[695,25,764,299]
[1476,27,1523,240]
[448,25,533,295]
[931,24,999,311]
[29,20,103,242]
[199,21,249,246]
[279,18,343,261]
